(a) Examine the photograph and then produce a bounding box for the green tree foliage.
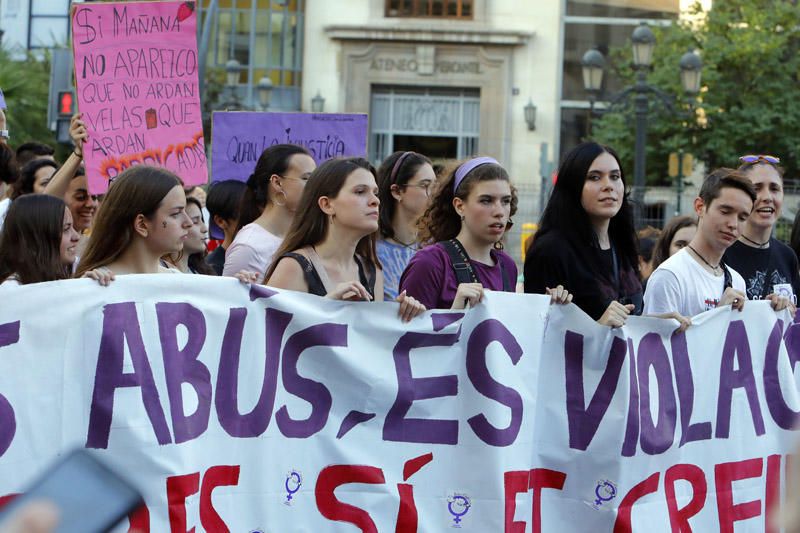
[0,47,55,149]
[590,1,800,186]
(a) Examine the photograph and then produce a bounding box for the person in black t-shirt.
[205,180,246,275]
[723,155,800,306]
[524,142,690,330]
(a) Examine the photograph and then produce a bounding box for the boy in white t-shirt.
[645,168,792,317]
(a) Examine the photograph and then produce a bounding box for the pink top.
[222,223,283,278]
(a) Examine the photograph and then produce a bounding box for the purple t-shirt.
[399,242,518,309]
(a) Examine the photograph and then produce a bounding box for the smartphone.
[0,448,143,533]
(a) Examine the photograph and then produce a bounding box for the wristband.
[73,150,83,158]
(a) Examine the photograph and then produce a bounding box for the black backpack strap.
[499,260,511,292]
[441,239,478,285]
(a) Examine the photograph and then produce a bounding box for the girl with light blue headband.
[399,156,572,310]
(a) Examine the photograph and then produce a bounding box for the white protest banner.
[0,276,797,532]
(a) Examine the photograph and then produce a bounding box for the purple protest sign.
[0,89,5,110]
[210,111,368,182]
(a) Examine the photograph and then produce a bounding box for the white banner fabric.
[0,276,798,532]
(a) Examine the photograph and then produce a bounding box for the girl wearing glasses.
[399,157,572,310]
[375,151,435,300]
[222,144,316,279]
[264,157,426,322]
[723,155,800,304]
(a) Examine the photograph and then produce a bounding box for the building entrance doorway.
[369,87,480,164]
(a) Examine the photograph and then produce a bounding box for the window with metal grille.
[385,0,473,19]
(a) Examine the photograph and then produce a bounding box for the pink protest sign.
[71,1,207,194]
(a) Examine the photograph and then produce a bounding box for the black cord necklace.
[740,234,770,248]
[390,236,417,249]
[687,244,721,273]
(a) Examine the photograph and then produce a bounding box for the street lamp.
[523,99,537,131]
[631,23,656,68]
[257,76,273,111]
[311,91,325,113]
[581,23,702,228]
[679,49,703,95]
[225,58,241,109]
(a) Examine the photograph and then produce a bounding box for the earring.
[329,213,336,225]
[274,190,287,207]
[460,214,465,221]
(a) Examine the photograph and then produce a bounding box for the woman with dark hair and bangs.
[375,151,435,300]
[400,156,572,310]
[163,196,215,275]
[222,144,316,278]
[0,195,79,286]
[524,142,689,330]
[76,166,192,281]
[263,157,425,322]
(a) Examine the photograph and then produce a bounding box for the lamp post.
[581,23,702,228]
[257,76,273,111]
[311,91,325,113]
[225,58,241,109]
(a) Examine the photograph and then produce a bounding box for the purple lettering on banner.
[466,319,523,447]
[636,333,677,455]
[156,303,211,444]
[764,320,800,429]
[0,321,20,457]
[86,303,172,448]
[716,320,765,438]
[621,339,640,457]
[671,332,712,447]
[276,323,347,438]
[384,331,460,445]
[216,308,287,438]
[564,332,626,451]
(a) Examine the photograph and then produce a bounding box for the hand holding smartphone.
[0,449,143,533]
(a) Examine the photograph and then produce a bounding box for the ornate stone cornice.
[324,24,533,46]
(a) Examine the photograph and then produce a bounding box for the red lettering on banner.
[614,472,659,533]
[199,465,240,533]
[664,464,706,531]
[715,458,763,532]
[503,468,567,533]
[166,472,200,533]
[98,130,204,181]
[128,504,150,533]
[766,454,780,533]
[395,453,433,533]
[316,465,386,532]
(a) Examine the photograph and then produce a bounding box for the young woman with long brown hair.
[163,196,215,275]
[264,157,425,322]
[76,166,192,278]
[0,194,79,286]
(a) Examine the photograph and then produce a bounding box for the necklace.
[687,244,721,274]
[740,234,770,248]
[390,236,417,249]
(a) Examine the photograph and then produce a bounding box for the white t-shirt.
[221,223,283,278]
[644,247,746,317]
[0,197,10,232]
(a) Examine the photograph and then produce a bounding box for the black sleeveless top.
[280,252,377,299]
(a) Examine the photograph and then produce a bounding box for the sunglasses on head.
[739,154,780,165]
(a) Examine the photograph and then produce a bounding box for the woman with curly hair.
[400,156,571,310]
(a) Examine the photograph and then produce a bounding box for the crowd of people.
[1,109,798,329]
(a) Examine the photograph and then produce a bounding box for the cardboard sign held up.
[211,111,368,182]
[71,0,207,194]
